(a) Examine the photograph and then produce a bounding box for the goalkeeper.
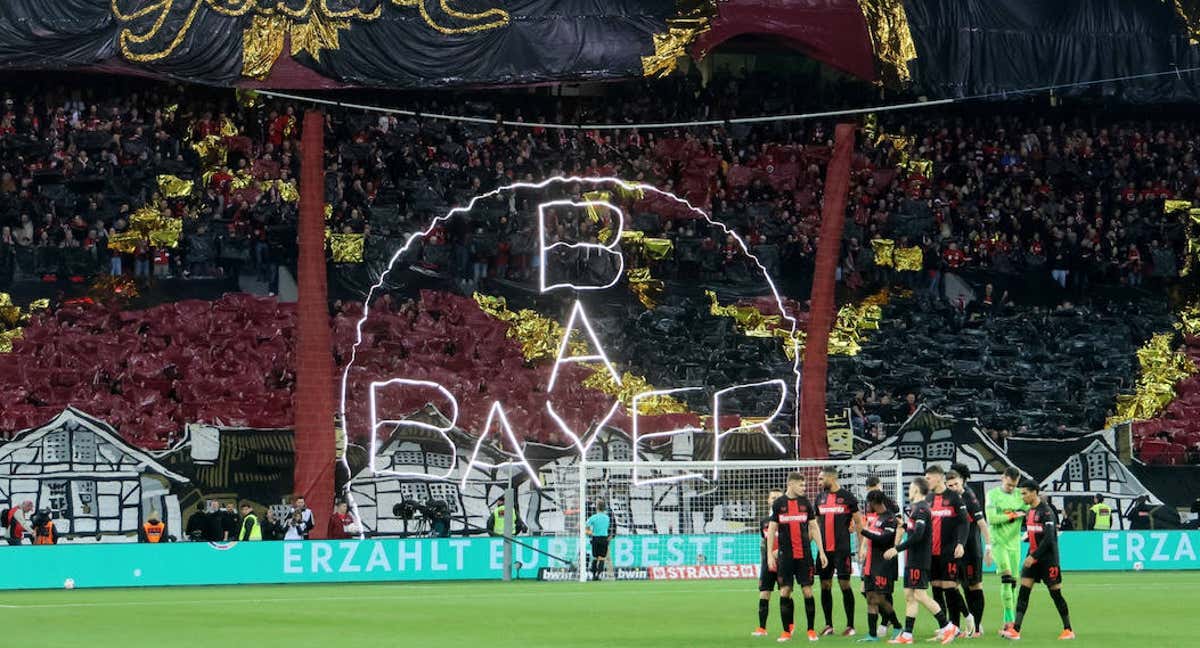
[985,466,1028,635]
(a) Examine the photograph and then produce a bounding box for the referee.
[586,498,612,581]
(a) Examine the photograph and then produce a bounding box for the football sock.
[759,598,770,628]
[884,593,902,628]
[821,586,834,626]
[943,587,966,627]
[932,587,947,621]
[780,596,795,632]
[933,607,950,629]
[1048,588,1071,630]
[868,612,879,638]
[904,616,916,634]
[967,588,985,628]
[842,586,856,629]
[1000,575,1017,623]
[1013,585,1032,631]
[805,595,817,631]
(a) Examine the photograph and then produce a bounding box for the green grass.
[1,572,1195,646]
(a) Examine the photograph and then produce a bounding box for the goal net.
[544,460,904,582]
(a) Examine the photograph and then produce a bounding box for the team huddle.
[759,465,1075,643]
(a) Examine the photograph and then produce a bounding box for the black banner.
[0,0,688,88]
[903,0,1200,102]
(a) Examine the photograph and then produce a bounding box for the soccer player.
[858,489,901,642]
[755,488,786,637]
[923,465,972,637]
[860,476,902,638]
[1001,480,1075,641]
[766,472,830,642]
[986,467,1028,634]
[947,465,993,637]
[817,466,863,636]
[585,499,611,581]
[882,477,958,645]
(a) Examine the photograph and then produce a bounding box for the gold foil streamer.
[643,237,674,260]
[627,267,663,309]
[1166,199,1193,214]
[642,18,710,77]
[277,180,300,202]
[1107,332,1197,427]
[325,204,334,221]
[1172,0,1200,45]
[894,245,923,272]
[191,134,227,167]
[106,231,142,255]
[583,191,612,223]
[708,288,894,361]
[330,233,365,263]
[290,8,350,62]
[242,13,287,78]
[871,238,895,268]
[856,0,918,85]
[473,293,685,413]
[157,174,194,198]
[0,328,21,354]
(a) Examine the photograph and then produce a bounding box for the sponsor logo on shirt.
[779,514,808,523]
[819,506,849,515]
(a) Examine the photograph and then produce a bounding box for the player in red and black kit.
[924,465,972,638]
[860,476,903,636]
[754,488,785,637]
[947,465,993,637]
[766,472,829,642]
[883,477,957,645]
[1001,480,1074,641]
[816,466,863,637]
[859,489,901,641]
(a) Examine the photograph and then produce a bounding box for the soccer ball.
[63,578,76,590]
[1133,561,1145,571]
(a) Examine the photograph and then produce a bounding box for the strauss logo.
[341,177,802,489]
[112,0,510,76]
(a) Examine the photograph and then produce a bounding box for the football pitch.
[2,572,1195,647]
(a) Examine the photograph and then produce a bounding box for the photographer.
[281,508,311,540]
[287,495,315,537]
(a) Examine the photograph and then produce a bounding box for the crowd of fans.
[0,76,299,287]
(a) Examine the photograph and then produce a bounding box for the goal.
[547,460,904,582]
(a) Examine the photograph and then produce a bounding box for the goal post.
[548,460,905,583]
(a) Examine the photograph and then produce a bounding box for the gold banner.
[894,245,923,272]
[1107,332,1197,426]
[856,0,918,85]
[331,233,365,263]
[1166,199,1193,214]
[157,174,194,198]
[871,238,895,268]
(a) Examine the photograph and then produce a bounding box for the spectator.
[327,501,356,539]
[138,510,168,543]
[1125,495,1153,530]
[185,501,209,541]
[287,495,315,536]
[238,502,262,541]
[5,500,33,545]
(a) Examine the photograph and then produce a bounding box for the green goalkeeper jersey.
[986,486,1028,547]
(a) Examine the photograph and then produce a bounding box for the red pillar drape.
[293,110,334,535]
[798,122,856,459]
